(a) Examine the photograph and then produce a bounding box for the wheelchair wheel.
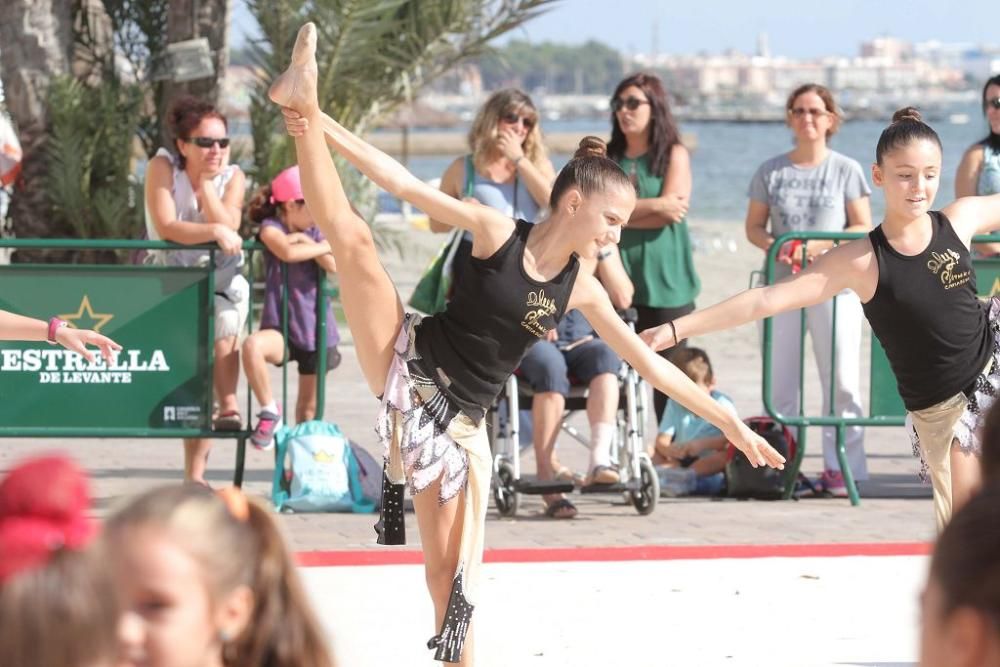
[493,460,519,517]
[630,457,659,515]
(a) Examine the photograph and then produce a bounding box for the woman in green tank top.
[608,72,699,420]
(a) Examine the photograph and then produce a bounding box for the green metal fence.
[761,231,1000,506]
[0,238,334,487]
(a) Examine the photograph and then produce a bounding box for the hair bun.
[574,136,607,160]
[891,106,923,124]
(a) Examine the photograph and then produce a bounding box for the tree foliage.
[45,76,144,246]
[476,39,626,95]
[244,0,557,219]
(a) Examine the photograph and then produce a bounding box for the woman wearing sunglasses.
[144,96,248,485]
[956,75,1000,256]
[429,89,555,285]
[607,72,697,422]
[744,83,872,497]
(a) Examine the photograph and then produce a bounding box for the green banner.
[0,265,212,431]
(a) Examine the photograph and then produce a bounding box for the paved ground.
[0,343,936,552]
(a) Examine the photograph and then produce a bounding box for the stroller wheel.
[493,460,519,517]
[630,457,659,515]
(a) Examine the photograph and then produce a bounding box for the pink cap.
[270,165,303,204]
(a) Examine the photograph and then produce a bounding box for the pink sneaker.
[250,409,282,450]
[819,470,849,498]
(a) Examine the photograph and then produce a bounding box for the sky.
[233,0,998,59]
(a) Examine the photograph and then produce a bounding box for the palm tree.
[245,0,558,219]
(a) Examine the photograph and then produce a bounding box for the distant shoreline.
[367,130,699,156]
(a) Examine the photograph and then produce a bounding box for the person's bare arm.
[259,225,331,263]
[197,168,245,231]
[626,144,692,229]
[595,246,634,310]
[946,193,1000,246]
[428,157,465,233]
[284,109,513,252]
[744,199,773,252]
[640,238,872,351]
[144,156,243,254]
[956,145,984,199]
[314,252,337,273]
[800,195,872,264]
[571,274,784,469]
[0,309,121,363]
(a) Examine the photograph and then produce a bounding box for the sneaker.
[818,470,849,498]
[657,467,696,498]
[250,410,282,450]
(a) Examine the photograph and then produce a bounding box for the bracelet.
[47,317,67,344]
[596,248,612,261]
[667,320,679,346]
[512,155,523,168]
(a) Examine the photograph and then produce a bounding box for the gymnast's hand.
[727,420,786,470]
[54,327,122,365]
[282,107,309,137]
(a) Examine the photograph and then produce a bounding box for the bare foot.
[268,22,320,116]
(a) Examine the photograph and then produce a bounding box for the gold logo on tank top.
[927,249,971,290]
[521,289,557,338]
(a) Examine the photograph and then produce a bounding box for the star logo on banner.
[59,295,114,332]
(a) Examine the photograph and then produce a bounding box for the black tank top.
[414,219,580,420]
[862,211,991,411]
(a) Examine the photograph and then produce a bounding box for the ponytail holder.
[216,487,249,522]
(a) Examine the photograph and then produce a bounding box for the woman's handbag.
[408,155,477,314]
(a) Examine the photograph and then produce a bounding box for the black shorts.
[280,343,341,375]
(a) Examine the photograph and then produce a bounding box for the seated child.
[649,347,736,497]
[243,165,341,449]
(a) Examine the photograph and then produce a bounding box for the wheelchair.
[488,312,660,517]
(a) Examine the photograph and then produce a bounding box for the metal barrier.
[760,231,1000,506]
[0,238,334,487]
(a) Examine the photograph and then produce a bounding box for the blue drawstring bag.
[271,420,376,513]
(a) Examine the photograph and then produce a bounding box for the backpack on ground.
[270,420,377,513]
[725,416,797,500]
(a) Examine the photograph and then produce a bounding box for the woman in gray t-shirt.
[745,83,872,496]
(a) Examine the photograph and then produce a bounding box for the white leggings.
[762,289,868,479]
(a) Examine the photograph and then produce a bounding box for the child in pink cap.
[243,165,339,448]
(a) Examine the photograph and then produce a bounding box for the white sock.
[261,400,279,415]
[589,422,616,469]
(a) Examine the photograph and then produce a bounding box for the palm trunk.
[0,0,75,256]
[159,0,232,147]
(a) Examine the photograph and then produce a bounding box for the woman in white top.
[144,96,247,485]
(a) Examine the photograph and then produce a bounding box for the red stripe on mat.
[296,542,931,567]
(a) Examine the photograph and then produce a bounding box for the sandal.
[582,465,620,488]
[543,497,578,519]
[213,410,243,432]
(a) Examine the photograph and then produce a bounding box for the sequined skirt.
[375,312,474,504]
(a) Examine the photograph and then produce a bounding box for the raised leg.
[269,23,403,396]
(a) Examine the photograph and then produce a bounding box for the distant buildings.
[633,34,997,104]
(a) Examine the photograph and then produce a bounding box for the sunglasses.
[988,97,1000,110]
[611,97,650,112]
[187,136,231,149]
[790,107,828,118]
[499,112,535,129]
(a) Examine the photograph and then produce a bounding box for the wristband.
[667,320,680,346]
[47,317,67,344]
[512,155,523,168]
